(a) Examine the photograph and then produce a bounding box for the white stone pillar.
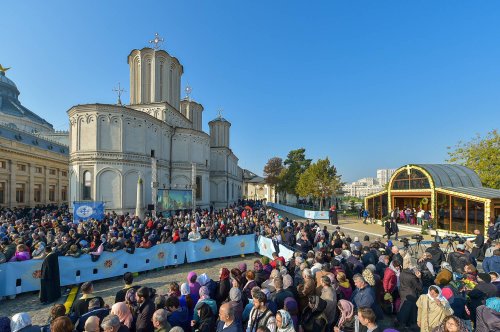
[135,177,144,218]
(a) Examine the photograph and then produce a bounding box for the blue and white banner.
[278,244,295,262]
[185,234,256,263]
[0,235,258,297]
[257,236,275,259]
[266,202,329,220]
[73,201,105,221]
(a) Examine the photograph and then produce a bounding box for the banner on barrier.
[257,236,275,259]
[185,234,255,263]
[266,202,329,220]
[278,244,295,262]
[0,235,260,297]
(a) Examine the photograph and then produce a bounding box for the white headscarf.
[427,285,450,305]
[180,282,190,296]
[11,313,32,332]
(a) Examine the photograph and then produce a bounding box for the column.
[57,168,62,204]
[28,163,35,207]
[44,166,49,205]
[9,160,16,208]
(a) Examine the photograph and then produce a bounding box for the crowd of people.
[0,202,500,331]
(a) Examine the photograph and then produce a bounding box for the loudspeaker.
[147,204,154,211]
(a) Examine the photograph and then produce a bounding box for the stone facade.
[68,46,243,213]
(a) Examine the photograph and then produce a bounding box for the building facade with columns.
[0,70,69,208]
[68,44,243,213]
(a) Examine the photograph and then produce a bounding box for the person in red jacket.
[270,252,286,268]
[383,261,400,294]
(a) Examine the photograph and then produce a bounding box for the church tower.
[127,47,184,110]
[208,113,231,148]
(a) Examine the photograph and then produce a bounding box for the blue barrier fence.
[0,234,257,297]
[266,202,329,220]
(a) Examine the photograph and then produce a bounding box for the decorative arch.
[389,165,433,191]
[96,168,122,209]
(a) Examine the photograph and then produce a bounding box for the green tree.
[263,157,283,202]
[296,157,341,210]
[280,148,312,198]
[447,129,500,189]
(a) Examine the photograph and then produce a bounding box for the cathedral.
[68,41,243,213]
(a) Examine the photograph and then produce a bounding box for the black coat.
[39,252,61,303]
[216,278,231,305]
[399,269,422,303]
[135,299,155,332]
[425,246,445,268]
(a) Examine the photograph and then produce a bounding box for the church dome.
[0,72,18,90]
[0,72,54,132]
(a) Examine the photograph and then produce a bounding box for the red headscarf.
[220,268,230,280]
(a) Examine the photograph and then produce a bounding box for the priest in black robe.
[39,246,61,304]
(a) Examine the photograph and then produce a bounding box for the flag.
[73,201,105,221]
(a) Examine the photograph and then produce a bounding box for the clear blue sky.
[2,1,499,182]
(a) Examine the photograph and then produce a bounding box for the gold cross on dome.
[112,82,125,105]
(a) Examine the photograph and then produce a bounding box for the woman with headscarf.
[125,287,138,317]
[276,309,295,332]
[192,286,218,323]
[297,268,316,313]
[475,297,500,332]
[416,285,454,332]
[187,271,201,296]
[180,282,197,319]
[300,295,328,332]
[10,313,40,332]
[191,303,215,332]
[111,302,134,329]
[228,287,244,325]
[334,299,355,332]
[216,267,231,305]
[284,297,299,331]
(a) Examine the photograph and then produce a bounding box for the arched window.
[391,168,430,190]
[83,171,92,200]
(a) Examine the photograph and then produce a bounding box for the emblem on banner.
[204,245,211,253]
[157,251,165,259]
[240,241,246,248]
[104,260,113,268]
[32,270,42,279]
[76,205,94,218]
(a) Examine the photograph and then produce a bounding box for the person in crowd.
[297,268,315,311]
[166,296,190,331]
[275,310,294,332]
[110,302,133,330]
[216,268,231,306]
[447,244,474,274]
[187,272,201,296]
[483,248,500,273]
[100,314,128,332]
[180,283,196,319]
[39,245,61,305]
[318,275,336,330]
[115,272,140,303]
[135,287,155,332]
[435,262,453,287]
[72,282,105,318]
[50,317,74,332]
[426,242,446,269]
[152,309,171,332]
[357,307,380,332]
[334,299,355,332]
[416,285,454,332]
[83,316,100,332]
[475,297,500,331]
[76,298,110,332]
[10,313,40,332]
[468,272,498,324]
[270,277,293,310]
[227,287,244,325]
[41,304,67,332]
[247,291,275,332]
[397,266,422,329]
[191,302,214,332]
[193,286,217,323]
[300,295,328,332]
[216,302,241,332]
